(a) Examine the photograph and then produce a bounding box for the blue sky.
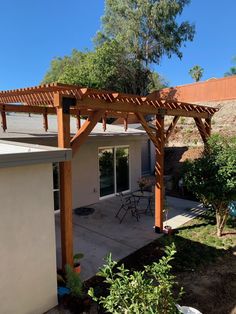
[0,0,236,90]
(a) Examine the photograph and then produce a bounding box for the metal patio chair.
[115,192,140,223]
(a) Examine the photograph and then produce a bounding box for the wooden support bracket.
[71,110,105,154]
[194,117,208,143]
[165,116,179,143]
[204,117,212,137]
[135,113,158,147]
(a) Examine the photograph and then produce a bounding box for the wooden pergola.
[0,83,218,267]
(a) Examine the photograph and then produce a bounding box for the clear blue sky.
[0,0,236,90]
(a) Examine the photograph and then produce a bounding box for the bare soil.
[177,252,236,314]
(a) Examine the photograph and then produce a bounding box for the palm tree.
[224,56,236,77]
[224,67,236,76]
[189,65,204,82]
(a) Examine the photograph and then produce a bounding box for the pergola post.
[54,93,74,268]
[154,114,165,233]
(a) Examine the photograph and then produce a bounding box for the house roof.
[0,140,71,168]
[0,113,146,139]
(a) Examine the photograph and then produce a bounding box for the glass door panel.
[99,148,115,197]
[116,147,129,193]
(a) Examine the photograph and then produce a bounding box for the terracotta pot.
[163,225,173,235]
[74,263,81,274]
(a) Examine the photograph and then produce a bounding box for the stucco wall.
[72,136,143,208]
[5,135,144,208]
[0,163,57,314]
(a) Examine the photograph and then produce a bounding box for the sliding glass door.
[99,146,130,197]
[99,148,115,197]
[116,147,129,193]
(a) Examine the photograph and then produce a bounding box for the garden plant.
[183,134,236,237]
[88,244,183,314]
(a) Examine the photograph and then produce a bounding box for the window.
[99,146,130,197]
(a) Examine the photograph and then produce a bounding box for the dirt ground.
[177,251,236,314]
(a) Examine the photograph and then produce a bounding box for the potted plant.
[137,177,152,193]
[73,253,84,273]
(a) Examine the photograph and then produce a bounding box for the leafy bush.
[88,245,182,314]
[183,134,236,236]
[65,264,83,298]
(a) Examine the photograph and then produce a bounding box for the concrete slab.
[55,195,204,280]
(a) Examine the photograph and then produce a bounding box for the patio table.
[132,190,154,216]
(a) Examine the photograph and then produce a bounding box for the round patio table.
[132,191,154,215]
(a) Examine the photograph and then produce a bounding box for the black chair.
[115,192,139,223]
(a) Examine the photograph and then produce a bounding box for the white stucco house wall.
[0,113,147,210]
[0,140,71,314]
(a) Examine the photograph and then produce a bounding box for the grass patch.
[118,211,235,274]
[159,211,236,272]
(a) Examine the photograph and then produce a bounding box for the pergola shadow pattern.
[0,83,218,267]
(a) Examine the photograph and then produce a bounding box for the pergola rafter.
[0,83,219,267]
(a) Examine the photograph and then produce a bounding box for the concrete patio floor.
[55,195,205,280]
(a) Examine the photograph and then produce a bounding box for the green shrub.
[88,244,182,314]
[183,134,236,236]
[65,264,83,298]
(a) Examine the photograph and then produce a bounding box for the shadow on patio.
[55,195,204,280]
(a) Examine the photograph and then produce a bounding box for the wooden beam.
[55,93,73,268]
[154,114,165,233]
[135,113,158,147]
[194,117,208,143]
[71,110,105,154]
[0,103,132,119]
[0,101,212,119]
[76,98,210,118]
[1,108,7,132]
[165,116,180,143]
[0,103,56,114]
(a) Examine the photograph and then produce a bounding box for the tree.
[224,56,236,77]
[183,135,236,237]
[95,0,195,67]
[42,41,167,94]
[189,65,204,82]
[43,0,195,94]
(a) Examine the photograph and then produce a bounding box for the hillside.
[165,100,236,147]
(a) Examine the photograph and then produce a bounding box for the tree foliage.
[224,56,236,77]
[42,0,195,95]
[42,41,166,94]
[183,135,236,236]
[88,244,183,314]
[189,65,204,82]
[96,0,195,66]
